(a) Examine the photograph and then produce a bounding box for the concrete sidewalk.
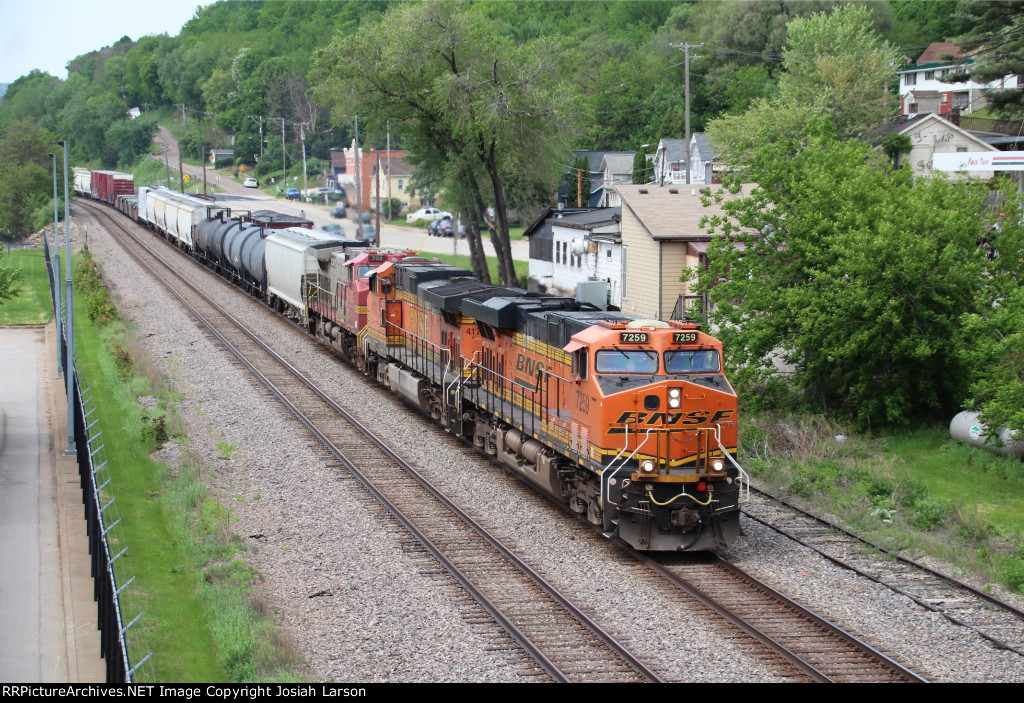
[0,324,104,683]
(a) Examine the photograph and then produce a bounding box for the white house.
[653,133,716,185]
[898,42,1021,117]
[598,153,635,207]
[526,208,622,309]
[871,113,999,181]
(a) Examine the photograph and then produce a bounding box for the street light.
[44,152,62,380]
[47,138,75,454]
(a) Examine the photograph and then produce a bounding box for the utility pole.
[375,151,381,245]
[386,121,392,221]
[45,152,62,379]
[178,145,185,194]
[269,117,287,184]
[175,103,187,127]
[353,115,363,224]
[670,42,702,185]
[247,115,265,160]
[300,123,308,201]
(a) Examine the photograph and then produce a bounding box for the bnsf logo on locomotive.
[516,353,547,377]
[612,409,734,427]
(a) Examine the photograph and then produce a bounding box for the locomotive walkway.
[0,324,104,683]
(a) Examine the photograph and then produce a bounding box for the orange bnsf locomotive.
[350,259,748,551]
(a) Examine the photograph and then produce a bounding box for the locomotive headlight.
[640,460,656,473]
[712,459,725,473]
[668,388,681,408]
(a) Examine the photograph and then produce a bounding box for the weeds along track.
[741,484,1024,657]
[80,199,664,684]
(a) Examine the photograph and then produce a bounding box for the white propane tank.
[949,411,1024,458]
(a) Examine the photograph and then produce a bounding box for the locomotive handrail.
[713,423,750,506]
[603,426,656,509]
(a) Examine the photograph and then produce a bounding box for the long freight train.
[75,170,749,551]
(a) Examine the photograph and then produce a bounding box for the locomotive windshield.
[664,349,720,374]
[594,349,659,375]
[356,265,375,278]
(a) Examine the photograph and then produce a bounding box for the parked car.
[321,224,345,236]
[286,187,300,200]
[243,177,258,188]
[331,205,347,219]
[357,224,377,245]
[406,207,451,223]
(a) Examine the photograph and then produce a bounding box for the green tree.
[951,1,1024,117]
[632,148,653,184]
[959,183,1024,436]
[692,123,993,428]
[0,120,54,238]
[709,4,900,167]
[313,1,584,285]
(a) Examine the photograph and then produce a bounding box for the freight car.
[81,174,749,551]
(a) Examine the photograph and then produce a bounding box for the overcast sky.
[0,0,214,85]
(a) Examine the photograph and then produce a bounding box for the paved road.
[152,126,529,262]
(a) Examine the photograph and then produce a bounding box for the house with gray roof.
[615,183,753,320]
[598,153,636,207]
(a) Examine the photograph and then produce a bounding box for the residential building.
[330,146,409,213]
[897,42,1020,117]
[524,207,622,308]
[868,113,998,180]
[616,183,753,321]
[598,153,635,206]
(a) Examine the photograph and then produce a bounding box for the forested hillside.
[0,0,967,167]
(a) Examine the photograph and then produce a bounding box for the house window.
[607,249,612,259]
[397,179,404,191]
[956,146,968,153]
[904,72,917,87]
[925,70,935,81]
[909,102,918,114]
[954,92,969,109]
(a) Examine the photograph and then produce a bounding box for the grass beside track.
[10,247,302,681]
[420,251,529,288]
[742,414,1024,595]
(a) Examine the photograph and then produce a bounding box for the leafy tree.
[632,148,653,184]
[692,123,993,428]
[708,4,900,167]
[951,1,1024,117]
[0,120,54,238]
[313,1,584,284]
[959,182,1024,436]
[103,116,158,167]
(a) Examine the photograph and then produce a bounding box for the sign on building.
[933,151,1024,172]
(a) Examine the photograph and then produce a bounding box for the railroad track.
[81,200,663,683]
[742,484,1024,657]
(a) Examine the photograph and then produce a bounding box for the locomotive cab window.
[664,349,720,374]
[594,349,658,375]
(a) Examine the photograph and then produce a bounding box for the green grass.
[421,251,528,288]
[742,414,1024,593]
[68,249,303,681]
[0,248,53,325]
